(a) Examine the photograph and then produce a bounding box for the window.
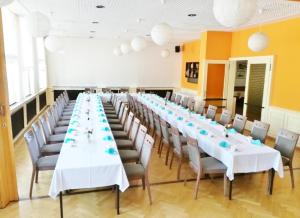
[2,8,20,105]
[36,38,47,89]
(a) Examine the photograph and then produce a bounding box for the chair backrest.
[175,95,182,105]
[51,104,60,123]
[140,134,154,169]
[274,128,299,160]
[187,98,195,111]
[32,121,46,149]
[39,115,52,139]
[143,105,149,124]
[251,120,270,143]
[129,118,140,142]
[147,108,154,129]
[165,91,171,100]
[181,97,189,108]
[206,105,217,120]
[46,110,56,131]
[219,109,232,126]
[232,114,247,133]
[170,93,176,102]
[120,106,128,126]
[135,125,147,155]
[170,126,182,154]
[118,103,125,120]
[24,130,41,166]
[186,136,201,172]
[124,112,134,133]
[160,119,170,144]
[153,113,161,136]
[138,102,144,118]
[196,101,206,115]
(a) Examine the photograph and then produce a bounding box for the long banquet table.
[49,93,129,217]
[136,94,284,194]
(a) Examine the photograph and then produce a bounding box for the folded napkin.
[219,141,230,148]
[198,115,205,120]
[65,138,75,143]
[102,127,110,132]
[99,113,106,117]
[199,129,208,135]
[251,139,262,146]
[210,121,218,125]
[67,128,76,133]
[227,128,237,134]
[177,116,184,121]
[105,147,118,155]
[187,122,194,127]
[103,135,113,141]
[100,119,107,123]
[168,110,173,115]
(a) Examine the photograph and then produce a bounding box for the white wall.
[47,37,181,88]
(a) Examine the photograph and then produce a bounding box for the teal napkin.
[251,139,262,146]
[210,121,218,125]
[228,128,237,134]
[219,141,230,148]
[67,128,76,133]
[100,119,107,123]
[65,138,75,143]
[168,110,173,115]
[199,130,208,135]
[105,147,118,155]
[103,135,113,141]
[102,127,110,131]
[177,116,183,121]
[99,113,105,117]
[198,115,205,120]
[187,122,194,127]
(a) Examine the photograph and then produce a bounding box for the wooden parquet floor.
[0,135,300,218]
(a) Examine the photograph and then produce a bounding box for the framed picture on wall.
[185,62,199,83]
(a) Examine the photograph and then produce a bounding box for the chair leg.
[145,175,152,205]
[289,163,295,188]
[159,142,164,157]
[177,156,182,180]
[169,150,174,170]
[165,144,171,166]
[35,169,39,183]
[29,168,36,199]
[142,177,145,190]
[157,137,162,154]
[194,170,202,200]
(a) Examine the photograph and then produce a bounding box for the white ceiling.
[10,0,300,42]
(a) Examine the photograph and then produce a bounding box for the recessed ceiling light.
[96,5,105,9]
[145,34,150,37]
[90,30,96,33]
[188,14,197,17]
[92,21,99,24]
[89,36,94,39]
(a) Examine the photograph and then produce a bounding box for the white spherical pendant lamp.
[161,49,170,58]
[131,36,147,52]
[45,36,64,53]
[0,0,14,7]
[248,32,269,52]
[151,23,173,46]
[213,0,257,27]
[28,12,51,37]
[120,43,131,54]
[113,47,122,56]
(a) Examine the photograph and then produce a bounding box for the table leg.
[268,169,275,195]
[60,191,64,218]
[115,185,120,215]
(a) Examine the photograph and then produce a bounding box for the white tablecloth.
[49,93,129,198]
[137,94,284,181]
[100,93,128,103]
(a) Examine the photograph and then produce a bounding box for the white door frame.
[202,60,229,106]
[228,55,275,129]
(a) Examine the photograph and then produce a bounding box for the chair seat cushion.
[110,124,123,130]
[107,114,118,119]
[108,118,121,124]
[119,150,139,162]
[63,111,73,116]
[48,134,66,143]
[202,157,227,173]
[124,163,145,177]
[41,143,62,154]
[37,154,59,170]
[61,115,71,120]
[54,126,68,134]
[116,139,134,149]
[58,120,69,126]
[112,131,128,138]
[174,145,188,156]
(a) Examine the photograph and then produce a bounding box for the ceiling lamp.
[151,23,173,46]
[161,49,170,58]
[0,0,14,7]
[131,36,148,52]
[45,36,64,53]
[113,47,122,56]
[213,0,257,28]
[120,43,131,54]
[28,12,51,37]
[248,32,269,52]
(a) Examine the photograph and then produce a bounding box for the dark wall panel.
[39,92,46,110]
[54,90,84,100]
[26,99,36,124]
[11,108,24,138]
[144,89,173,98]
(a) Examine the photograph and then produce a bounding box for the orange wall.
[206,31,232,60]
[181,39,201,90]
[206,64,225,98]
[231,17,300,111]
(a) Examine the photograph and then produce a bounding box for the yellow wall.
[181,39,201,91]
[231,17,300,111]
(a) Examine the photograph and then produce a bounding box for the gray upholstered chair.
[175,95,182,105]
[112,111,134,139]
[153,112,162,151]
[187,98,195,111]
[250,120,270,143]
[184,137,230,200]
[24,130,58,198]
[107,102,125,122]
[274,129,299,188]
[169,126,188,180]
[219,109,232,126]
[143,104,150,128]
[147,107,155,137]
[196,101,206,115]
[52,103,70,126]
[232,114,247,134]
[181,97,189,108]
[40,115,65,143]
[119,125,147,162]
[104,98,121,114]
[137,101,145,121]
[123,134,154,204]
[165,91,171,100]
[115,118,140,150]
[32,121,62,155]
[170,93,176,102]
[46,110,68,134]
[109,105,128,131]
[205,105,217,120]
[159,119,172,165]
